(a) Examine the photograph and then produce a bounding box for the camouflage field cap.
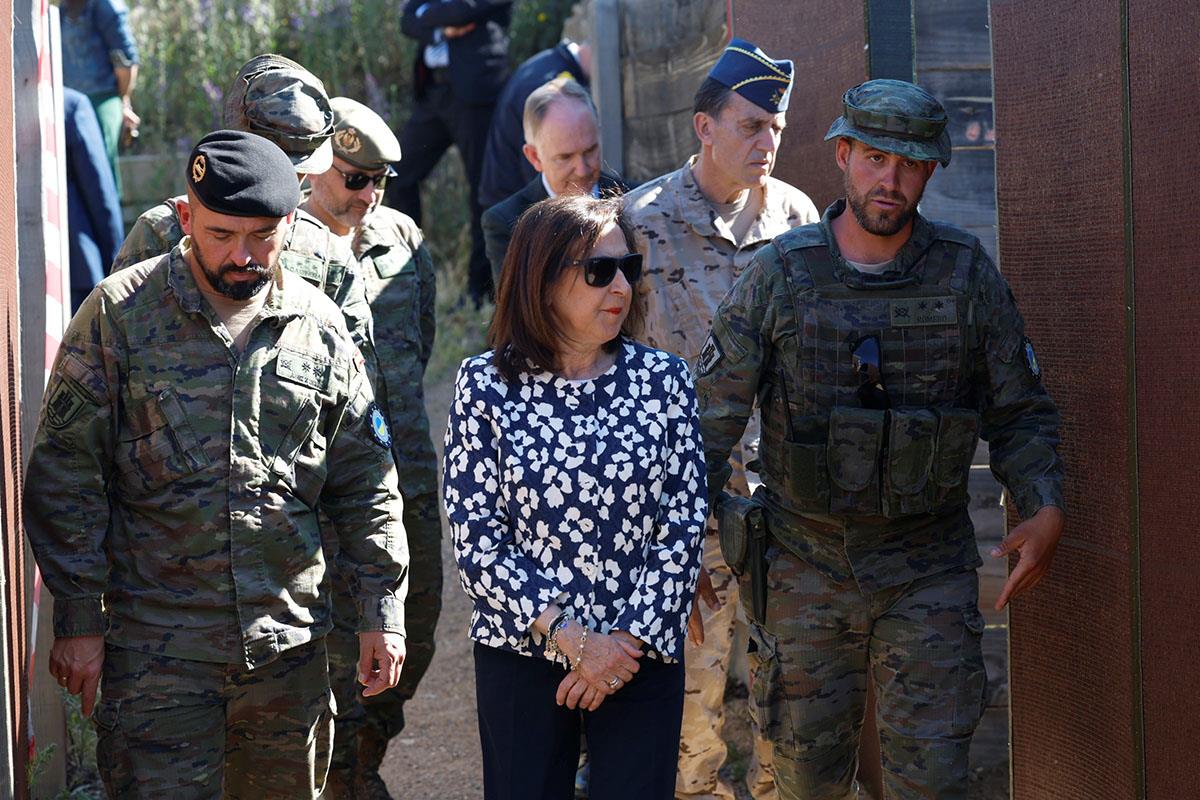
[824,79,952,167]
[223,54,335,175]
[329,97,402,170]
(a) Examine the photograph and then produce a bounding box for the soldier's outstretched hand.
[49,635,104,716]
[358,631,406,697]
[991,505,1065,610]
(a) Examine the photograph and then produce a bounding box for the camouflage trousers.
[677,530,777,800]
[746,545,986,800]
[92,638,334,799]
[327,491,444,774]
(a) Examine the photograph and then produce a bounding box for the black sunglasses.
[851,335,891,410]
[571,253,643,288]
[333,164,396,191]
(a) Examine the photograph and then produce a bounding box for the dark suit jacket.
[401,0,512,106]
[478,42,588,208]
[482,170,627,289]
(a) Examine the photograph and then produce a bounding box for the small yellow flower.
[537,12,547,22]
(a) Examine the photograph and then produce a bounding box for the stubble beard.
[845,173,922,237]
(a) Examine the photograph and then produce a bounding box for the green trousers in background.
[87,91,123,197]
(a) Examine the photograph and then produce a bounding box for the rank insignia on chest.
[368,402,392,448]
[890,297,958,327]
[1024,338,1041,379]
[276,348,333,391]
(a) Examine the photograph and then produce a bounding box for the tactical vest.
[279,211,353,301]
[760,224,982,520]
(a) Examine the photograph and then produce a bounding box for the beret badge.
[192,154,207,183]
[333,128,363,155]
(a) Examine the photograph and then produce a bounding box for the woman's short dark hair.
[490,194,643,382]
[693,77,733,118]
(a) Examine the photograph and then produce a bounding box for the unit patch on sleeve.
[368,402,392,449]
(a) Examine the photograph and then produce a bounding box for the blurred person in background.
[64,87,124,312]
[387,0,513,307]
[479,37,592,211]
[481,77,625,290]
[444,195,707,800]
[60,0,140,197]
[302,97,442,800]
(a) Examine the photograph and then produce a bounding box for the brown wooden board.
[914,0,992,69]
[732,0,867,209]
[1128,2,1200,796]
[991,2,1139,798]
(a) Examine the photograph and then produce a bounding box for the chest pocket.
[368,250,421,343]
[649,280,711,362]
[115,387,210,494]
[260,346,337,506]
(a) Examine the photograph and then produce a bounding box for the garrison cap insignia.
[1024,338,1041,379]
[192,154,207,183]
[368,402,392,448]
[333,127,363,155]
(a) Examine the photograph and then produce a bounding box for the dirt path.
[379,375,484,799]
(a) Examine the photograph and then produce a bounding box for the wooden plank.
[914,0,992,69]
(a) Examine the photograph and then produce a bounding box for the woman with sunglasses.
[443,194,708,799]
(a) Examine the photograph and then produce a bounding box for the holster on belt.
[717,492,769,625]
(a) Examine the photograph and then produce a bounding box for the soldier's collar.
[819,199,937,284]
[166,243,207,315]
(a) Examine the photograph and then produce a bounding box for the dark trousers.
[474,643,684,800]
[384,79,495,302]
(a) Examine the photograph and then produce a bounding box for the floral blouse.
[443,339,707,663]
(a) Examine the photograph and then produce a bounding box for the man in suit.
[386,0,513,306]
[481,77,625,290]
[478,38,591,211]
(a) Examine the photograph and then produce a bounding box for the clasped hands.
[552,620,643,712]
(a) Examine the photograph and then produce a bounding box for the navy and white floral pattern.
[443,339,708,663]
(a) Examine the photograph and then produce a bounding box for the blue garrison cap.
[706,38,794,113]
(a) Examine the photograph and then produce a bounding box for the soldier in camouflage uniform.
[624,40,817,800]
[694,80,1066,799]
[111,54,378,377]
[25,131,409,799]
[301,98,441,800]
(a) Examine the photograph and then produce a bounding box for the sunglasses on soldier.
[333,164,396,191]
[852,335,891,410]
[570,253,643,288]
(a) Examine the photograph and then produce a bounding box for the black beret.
[186,130,301,217]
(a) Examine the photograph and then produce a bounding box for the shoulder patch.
[44,380,89,429]
[367,402,392,448]
[695,334,724,378]
[1023,338,1042,380]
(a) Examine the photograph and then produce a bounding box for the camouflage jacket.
[625,157,818,497]
[24,247,409,668]
[350,206,438,499]
[695,202,1064,591]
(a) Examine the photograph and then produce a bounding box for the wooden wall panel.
[991,2,1139,797]
[1127,2,1200,796]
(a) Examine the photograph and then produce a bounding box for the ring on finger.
[606,676,621,689]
